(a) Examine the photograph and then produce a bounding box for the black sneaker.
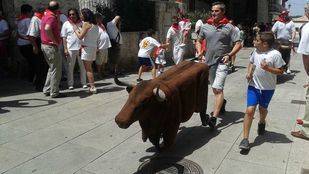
[200,113,210,127]
[258,122,266,135]
[208,117,217,130]
[219,99,227,115]
[239,138,250,150]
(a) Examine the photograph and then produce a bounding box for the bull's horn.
[114,74,135,93]
[153,87,166,102]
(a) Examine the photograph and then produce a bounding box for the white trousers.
[172,45,186,65]
[67,50,86,87]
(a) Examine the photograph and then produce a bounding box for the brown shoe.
[291,131,309,140]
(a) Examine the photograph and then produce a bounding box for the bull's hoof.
[200,113,209,127]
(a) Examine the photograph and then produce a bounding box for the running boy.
[239,32,285,150]
[137,29,166,82]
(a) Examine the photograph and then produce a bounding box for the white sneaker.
[89,87,97,94]
[68,86,74,90]
[286,68,291,74]
[82,85,88,89]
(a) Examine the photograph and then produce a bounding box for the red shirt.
[40,10,61,46]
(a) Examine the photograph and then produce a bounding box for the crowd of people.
[0,1,308,149]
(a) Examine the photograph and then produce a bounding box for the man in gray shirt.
[196,2,242,129]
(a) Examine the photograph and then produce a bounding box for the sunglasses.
[69,13,76,16]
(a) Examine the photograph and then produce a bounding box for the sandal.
[291,131,309,140]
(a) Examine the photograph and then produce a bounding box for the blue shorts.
[138,57,154,67]
[247,86,275,109]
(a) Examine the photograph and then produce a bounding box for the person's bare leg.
[138,66,143,80]
[243,106,256,139]
[212,88,224,117]
[151,66,157,79]
[258,106,268,124]
[83,61,95,88]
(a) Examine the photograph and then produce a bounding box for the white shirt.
[106,19,123,44]
[272,21,295,40]
[297,23,309,55]
[0,19,9,40]
[27,16,41,38]
[17,18,31,46]
[81,24,99,48]
[138,36,160,58]
[249,49,286,90]
[166,26,182,47]
[61,21,82,50]
[97,26,111,50]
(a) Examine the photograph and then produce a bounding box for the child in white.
[239,32,285,150]
[137,29,162,80]
[61,9,86,90]
[155,47,166,75]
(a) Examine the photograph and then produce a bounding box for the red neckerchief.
[68,17,81,25]
[277,14,288,23]
[34,12,44,20]
[207,16,229,27]
[172,23,180,31]
[17,14,29,21]
[97,22,106,31]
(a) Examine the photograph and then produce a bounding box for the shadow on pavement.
[277,70,301,84]
[250,130,293,148]
[137,111,244,173]
[0,98,57,114]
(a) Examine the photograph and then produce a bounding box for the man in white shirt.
[291,4,309,141]
[272,10,296,74]
[61,8,86,90]
[95,13,111,78]
[17,4,37,85]
[166,17,185,65]
[27,6,48,91]
[106,15,122,75]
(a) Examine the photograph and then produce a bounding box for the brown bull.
[114,61,209,151]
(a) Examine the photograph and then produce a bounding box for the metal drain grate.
[291,100,306,105]
[136,157,203,174]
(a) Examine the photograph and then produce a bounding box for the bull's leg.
[162,123,180,151]
[200,112,210,127]
[149,134,161,152]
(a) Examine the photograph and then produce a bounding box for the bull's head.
[114,76,167,129]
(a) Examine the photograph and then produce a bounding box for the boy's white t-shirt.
[272,20,295,40]
[249,48,285,90]
[166,27,182,47]
[138,36,160,58]
[61,21,81,50]
[0,19,9,40]
[297,22,309,55]
[97,27,111,50]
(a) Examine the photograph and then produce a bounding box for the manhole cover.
[291,100,306,105]
[136,157,203,174]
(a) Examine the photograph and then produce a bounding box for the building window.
[115,0,155,32]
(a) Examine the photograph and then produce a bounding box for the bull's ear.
[153,87,166,102]
[126,86,133,93]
